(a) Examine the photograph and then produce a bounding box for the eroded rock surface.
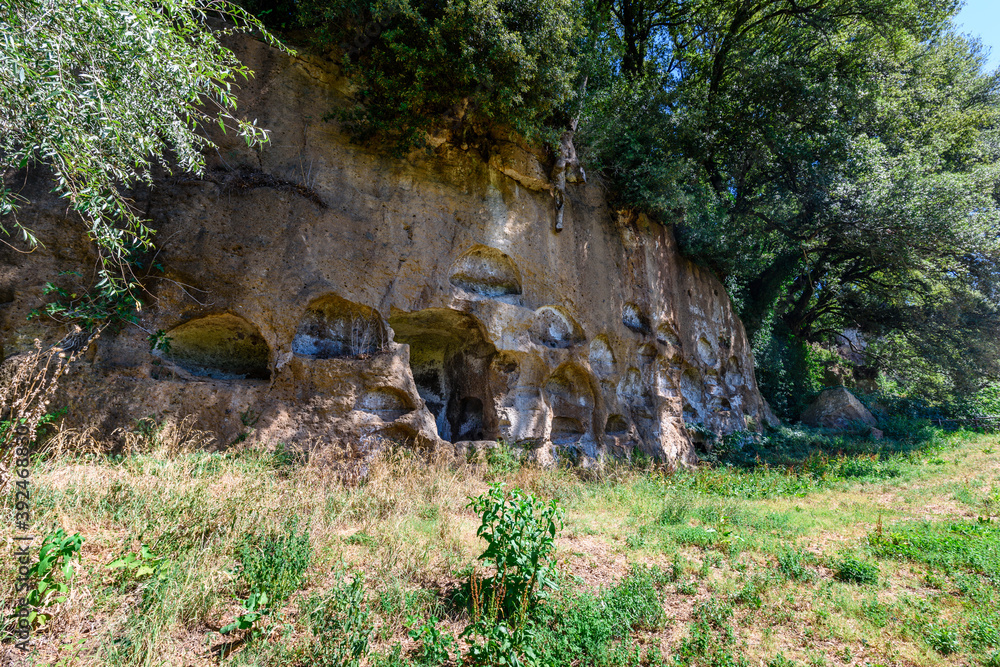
[800,388,878,433]
[0,38,772,466]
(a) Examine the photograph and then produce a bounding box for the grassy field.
[2,419,999,667]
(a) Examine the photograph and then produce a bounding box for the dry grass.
[0,423,998,667]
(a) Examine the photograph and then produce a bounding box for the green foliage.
[832,556,879,585]
[107,544,168,581]
[466,484,563,620]
[304,573,374,667]
[246,0,583,152]
[408,616,455,666]
[1,0,279,322]
[767,655,798,667]
[220,589,271,636]
[147,330,172,354]
[462,484,564,667]
[237,517,311,604]
[967,616,1000,651]
[580,0,1000,404]
[30,272,141,329]
[534,566,668,666]
[776,548,815,582]
[751,326,821,421]
[869,518,1000,581]
[484,442,524,480]
[658,495,690,525]
[23,529,84,627]
[674,599,745,667]
[925,622,962,655]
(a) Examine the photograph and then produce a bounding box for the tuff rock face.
[0,38,773,466]
[800,388,879,433]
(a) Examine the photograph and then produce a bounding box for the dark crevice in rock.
[530,306,585,349]
[390,308,498,443]
[622,302,651,334]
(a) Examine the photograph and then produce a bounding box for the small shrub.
[777,548,815,582]
[462,484,563,667]
[833,556,879,585]
[22,529,84,627]
[465,484,563,620]
[967,617,1000,649]
[237,517,311,604]
[925,622,961,655]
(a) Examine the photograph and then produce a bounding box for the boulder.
[800,388,878,432]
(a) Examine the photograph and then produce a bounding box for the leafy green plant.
[24,529,84,627]
[462,484,564,667]
[107,544,167,580]
[966,616,1000,650]
[408,616,456,666]
[465,484,563,620]
[304,573,373,667]
[147,330,172,354]
[220,589,271,637]
[925,622,962,655]
[833,555,879,585]
[31,271,142,329]
[237,516,311,604]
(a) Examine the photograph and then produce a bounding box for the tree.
[0,0,279,320]
[241,0,585,152]
[578,0,1000,412]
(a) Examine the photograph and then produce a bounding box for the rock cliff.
[0,38,771,466]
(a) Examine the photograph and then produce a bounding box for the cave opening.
[389,308,499,442]
[293,294,388,359]
[157,313,271,380]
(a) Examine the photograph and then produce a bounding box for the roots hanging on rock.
[203,166,328,209]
